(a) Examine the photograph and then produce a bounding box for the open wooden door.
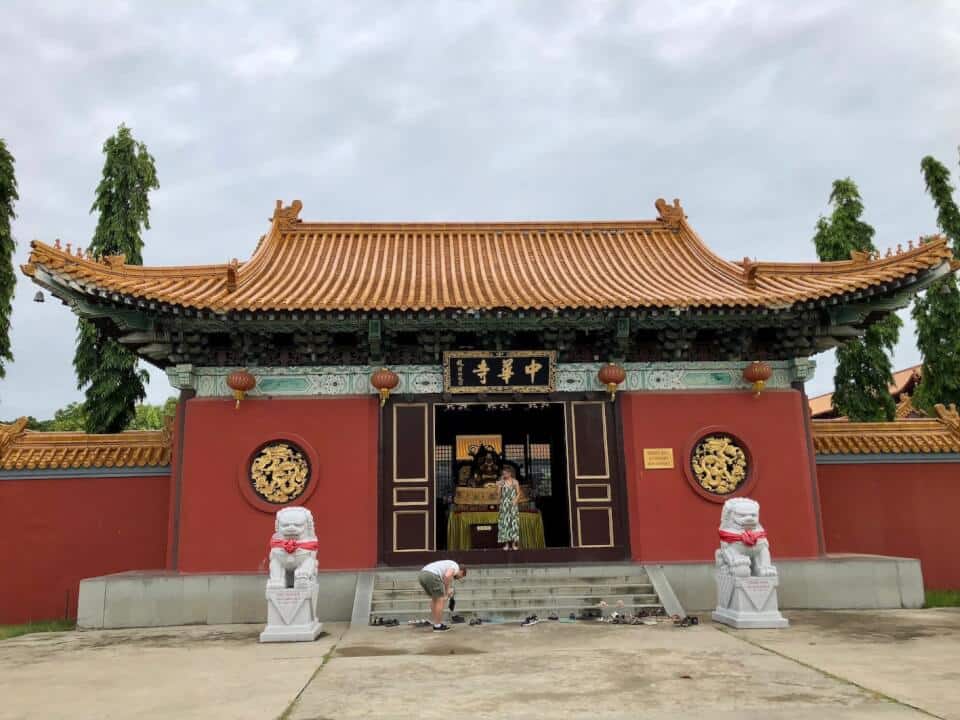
[382,402,434,563]
[566,400,619,549]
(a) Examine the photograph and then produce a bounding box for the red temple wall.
[817,462,960,589]
[619,390,822,562]
[0,474,170,624]
[173,396,379,573]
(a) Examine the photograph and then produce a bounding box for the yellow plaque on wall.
[643,448,675,469]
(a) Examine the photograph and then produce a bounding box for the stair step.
[368,604,665,621]
[373,584,654,599]
[372,594,659,610]
[375,575,650,589]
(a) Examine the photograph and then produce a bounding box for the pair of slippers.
[521,614,540,627]
[672,615,700,627]
[370,617,399,627]
[468,617,485,626]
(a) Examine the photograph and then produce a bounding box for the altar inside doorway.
[434,402,569,551]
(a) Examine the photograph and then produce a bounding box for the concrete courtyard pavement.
[1,610,957,719]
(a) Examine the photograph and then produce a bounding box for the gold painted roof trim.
[22,199,954,313]
[812,403,960,455]
[0,418,171,471]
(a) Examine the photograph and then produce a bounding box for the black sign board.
[443,351,556,394]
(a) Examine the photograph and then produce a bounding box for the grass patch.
[0,619,75,641]
[924,589,960,608]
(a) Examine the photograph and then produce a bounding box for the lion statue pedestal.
[711,497,788,629]
[259,507,324,643]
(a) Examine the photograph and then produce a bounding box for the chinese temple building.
[5,197,959,624]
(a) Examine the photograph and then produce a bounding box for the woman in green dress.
[497,466,521,551]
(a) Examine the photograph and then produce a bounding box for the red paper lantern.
[742,361,773,397]
[370,367,400,407]
[597,363,627,401]
[226,369,256,409]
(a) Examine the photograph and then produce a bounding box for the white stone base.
[259,585,324,643]
[712,574,789,629]
[259,619,324,642]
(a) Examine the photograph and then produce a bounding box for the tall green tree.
[74,125,158,433]
[913,153,960,411]
[813,178,900,421]
[0,139,18,378]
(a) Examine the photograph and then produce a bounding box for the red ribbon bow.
[270,537,319,554]
[718,528,767,546]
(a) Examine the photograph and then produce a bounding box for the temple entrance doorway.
[434,402,571,553]
[379,396,630,566]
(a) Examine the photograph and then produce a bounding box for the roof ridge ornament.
[655,198,685,228]
[934,403,960,433]
[740,257,759,287]
[226,258,239,292]
[0,417,29,453]
[104,253,126,268]
[272,199,303,229]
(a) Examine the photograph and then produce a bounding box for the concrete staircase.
[363,564,673,624]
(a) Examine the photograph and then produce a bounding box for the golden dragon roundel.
[690,433,748,495]
[249,441,311,504]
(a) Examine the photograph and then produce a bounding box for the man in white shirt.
[418,560,467,631]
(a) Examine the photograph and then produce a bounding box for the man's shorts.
[418,570,445,599]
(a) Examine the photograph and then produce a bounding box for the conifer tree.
[912,153,960,411]
[74,125,158,433]
[812,178,899,421]
[0,139,18,378]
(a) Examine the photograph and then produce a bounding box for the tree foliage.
[2,398,176,432]
[0,138,18,378]
[74,125,159,433]
[812,178,899,421]
[913,153,960,411]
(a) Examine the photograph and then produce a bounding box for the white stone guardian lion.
[716,497,777,578]
[267,506,319,589]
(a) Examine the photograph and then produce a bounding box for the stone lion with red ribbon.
[716,497,777,578]
[267,506,319,589]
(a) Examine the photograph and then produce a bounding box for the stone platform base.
[77,554,922,629]
[78,570,360,629]
[658,554,923,612]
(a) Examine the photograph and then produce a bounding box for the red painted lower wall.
[0,475,169,624]
[174,396,379,573]
[817,462,960,589]
[620,390,822,562]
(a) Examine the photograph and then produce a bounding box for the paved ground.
[1,610,957,720]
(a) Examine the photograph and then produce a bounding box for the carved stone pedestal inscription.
[259,507,324,643]
[711,497,788,629]
[261,586,323,642]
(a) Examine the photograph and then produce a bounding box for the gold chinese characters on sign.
[443,351,556,394]
[643,448,674,469]
[691,434,747,495]
[250,442,311,504]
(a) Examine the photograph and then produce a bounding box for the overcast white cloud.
[2,0,959,418]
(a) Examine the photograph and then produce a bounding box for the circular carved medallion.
[690,433,748,496]
[249,441,311,504]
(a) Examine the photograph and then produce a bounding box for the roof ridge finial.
[655,198,685,228]
[934,403,959,433]
[0,417,29,454]
[272,199,304,229]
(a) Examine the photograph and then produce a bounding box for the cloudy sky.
[1,0,959,419]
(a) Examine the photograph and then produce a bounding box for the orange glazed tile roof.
[811,403,960,455]
[0,418,171,471]
[22,199,955,313]
[808,364,923,418]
